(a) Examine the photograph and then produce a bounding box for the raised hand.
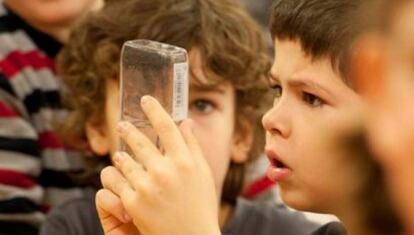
[100,95,221,235]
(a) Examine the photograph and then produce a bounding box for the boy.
[259,0,399,234]
[41,0,318,235]
[98,0,403,235]
[352,0,414,231]
[0,0,102,234]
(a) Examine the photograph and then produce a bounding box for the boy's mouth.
[265,149,292,182]
[271,158,287,169]
[266,149,289,168]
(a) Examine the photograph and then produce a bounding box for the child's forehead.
[270,59,350,101]
[271,57,339,84]
[188,63,232,91]
[189,79,232,93]
[273,39,323,76]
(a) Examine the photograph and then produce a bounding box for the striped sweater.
[0,4,87,235]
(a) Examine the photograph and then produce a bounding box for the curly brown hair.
[58,0,271,204]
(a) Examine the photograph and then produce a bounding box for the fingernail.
[117,122,128,133]
[123,213,132,222]
[113,152,126,164]
[141,95,152,106]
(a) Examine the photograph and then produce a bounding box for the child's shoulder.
[223,198,320,235]
[310,222,347,235]
[40,188,103,235]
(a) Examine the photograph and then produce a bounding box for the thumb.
[96,189,132,234]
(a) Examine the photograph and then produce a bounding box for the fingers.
[179,119,216,191]
[117,121,162,169]
[101,166,135,199]
[96,189,131,226]
[178,119,204,165]
[140,96,189,159]
[113,152,148,190]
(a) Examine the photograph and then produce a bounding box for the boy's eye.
[190,99,215,113]
[303,92,324,107]
[270,84,282,98]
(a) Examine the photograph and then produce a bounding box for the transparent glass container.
[120,39,189,152]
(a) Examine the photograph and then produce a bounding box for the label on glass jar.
[172,62,189,121]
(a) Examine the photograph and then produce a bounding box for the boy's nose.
[262,104,291,139]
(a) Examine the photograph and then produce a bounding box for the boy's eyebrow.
[268,72,332,97]
[190,85,227,94]
[288,79,333,97]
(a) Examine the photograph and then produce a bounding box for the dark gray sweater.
[40,189,319,235]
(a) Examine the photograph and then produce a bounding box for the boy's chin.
[279,187,326,213]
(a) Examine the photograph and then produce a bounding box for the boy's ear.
[85,119,110,156]
[231,116,254,164]
[352,33,387,101]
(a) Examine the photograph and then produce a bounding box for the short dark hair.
[269,0,358,82]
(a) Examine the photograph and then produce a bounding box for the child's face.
[353,1,414,227]
[380,2,414,227]
[5,0,102,27]
[86,49,252,200]
[263,39,362,213]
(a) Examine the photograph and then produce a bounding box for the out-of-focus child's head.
[351,0,414,230]
[4,0,103,35]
